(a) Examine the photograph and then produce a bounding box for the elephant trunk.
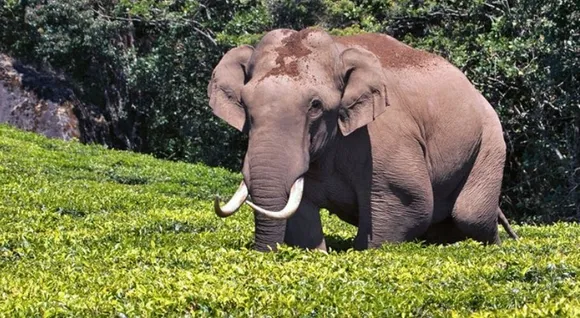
[246,178,304,219]
[248,166,290,252]
[245,135,308,251]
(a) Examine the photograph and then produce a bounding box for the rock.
[0,54,111,144]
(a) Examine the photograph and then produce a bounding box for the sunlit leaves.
[1,125,579,316]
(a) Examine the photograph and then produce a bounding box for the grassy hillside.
[1,124,579,317]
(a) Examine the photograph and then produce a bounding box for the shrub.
[1,125,580,316]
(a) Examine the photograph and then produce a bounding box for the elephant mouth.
[214,177,304,219]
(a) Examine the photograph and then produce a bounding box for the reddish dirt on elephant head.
[334,33,435,69]
[261,29,319,81]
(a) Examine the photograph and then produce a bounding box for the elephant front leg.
[284,199,326,252]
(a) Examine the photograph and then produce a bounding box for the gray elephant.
[209,28,518,252]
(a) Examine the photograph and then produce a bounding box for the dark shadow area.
[325,234,355,253]
[243,241,255,250]
[107,173,150,185]
[12,61,74,103]
[55,207,87,218]
[418,217,468,245]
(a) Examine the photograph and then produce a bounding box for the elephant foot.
[353,232,369,250]
[315,237,328,254]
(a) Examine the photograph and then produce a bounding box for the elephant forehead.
[244,77,305,102]
[252,54,335,86]
[253,31,336,84]
[262,59,322,80]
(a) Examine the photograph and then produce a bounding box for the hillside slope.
[0,125,579,317]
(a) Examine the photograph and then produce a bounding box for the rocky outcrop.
[0,54,110,144]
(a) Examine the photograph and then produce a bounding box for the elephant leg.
[284,199,326,251]
[364,187,434,248]
[451,141,504,244]
[354,140,434,250]
[355,194,433,250]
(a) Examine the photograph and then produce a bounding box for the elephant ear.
[207,45,254,132]
[338,47,389,136]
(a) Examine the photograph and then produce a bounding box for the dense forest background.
[0,0,578,221]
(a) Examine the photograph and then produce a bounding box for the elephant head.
[208,28,389,251]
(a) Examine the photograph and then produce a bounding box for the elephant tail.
[498,208,519,239]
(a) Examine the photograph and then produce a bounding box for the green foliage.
[1,125,580,316]
[0,0,578,220]
[265,0,327,30]
[0,0,251,167]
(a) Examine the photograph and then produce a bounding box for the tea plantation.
[1,124,579,317]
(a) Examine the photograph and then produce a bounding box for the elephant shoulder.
[333,33,441,70]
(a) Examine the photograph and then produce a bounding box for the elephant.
[208,28,518,252]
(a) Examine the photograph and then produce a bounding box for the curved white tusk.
[246,178,304,220]
[214,181,248,218]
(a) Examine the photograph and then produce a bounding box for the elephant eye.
[309,99,323,118]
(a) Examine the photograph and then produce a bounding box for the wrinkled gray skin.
[208,28,518,252]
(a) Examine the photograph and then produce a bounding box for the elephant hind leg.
[451,194,502,244]
[451,142,504,245]
[360,147,434,249]
[452,206,500,245]
[422,208,515,245]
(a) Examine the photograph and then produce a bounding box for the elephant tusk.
[246,178,304,220]
[214,181,249,218]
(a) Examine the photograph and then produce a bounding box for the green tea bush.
[1,125,580,316]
